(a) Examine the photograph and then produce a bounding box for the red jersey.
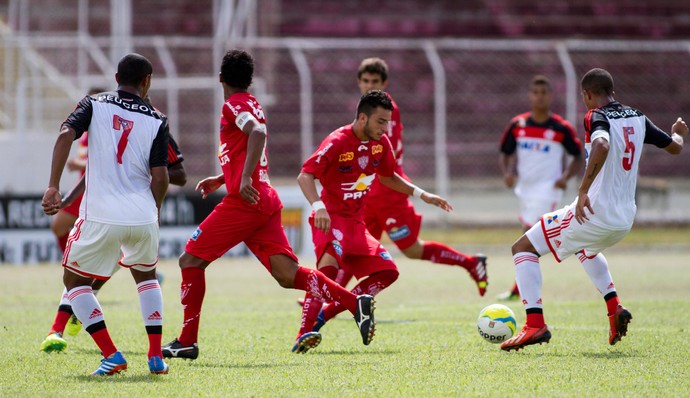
[218,92,281,214]
[302,124,396,218]
[367,97,410,201]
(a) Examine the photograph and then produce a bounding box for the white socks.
[513,252,543,310]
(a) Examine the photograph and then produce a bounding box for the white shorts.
[63,219,160,280]
[525,204,630,262]
[518,198,558,228]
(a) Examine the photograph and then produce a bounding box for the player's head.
[220,50,254,90]
[116,53,153,96]
[581,68,615,109]
[357,57,389,94]
[355,90,393,141]
[528,75,552,113]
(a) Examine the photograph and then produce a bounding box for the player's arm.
[378,172,453,212]
[60,175,85,209]
[43,125,77,215]
[297,171,330,232]
[575,134,609,225]
[149,121,170,221]
[498,153,517,188]
[555,122,585,189]
[168,162,187,187]
[237,112,266,205]
[555,154,584,189]
[150,166,169,210]
[659,117,687,155]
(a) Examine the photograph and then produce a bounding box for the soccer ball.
[477,304,517,344]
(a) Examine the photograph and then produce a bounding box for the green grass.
[1,227,689,397]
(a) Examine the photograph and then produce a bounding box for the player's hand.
[421,193,453,212]
[504,174,516,188]
[554,176,568,190]
[575,192,594,224]
[42,187,62,216]
[672,117,689,137]
[196,176,224,199]
[239,175,260,205]
[313,209,331,233]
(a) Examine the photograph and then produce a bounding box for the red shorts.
[185,200,297,271]
[311,213,397,280]
[364,196,421,250]
[61,193,84,217]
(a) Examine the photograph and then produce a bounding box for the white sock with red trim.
[67,285,105,330]
[137,279,163,358]
[513,252,542,310]
[578,252,616,297]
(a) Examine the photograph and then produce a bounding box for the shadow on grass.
[187,362,294,369]
[70,347,148,356]
[71,374,167,383]
[580,350,640,359]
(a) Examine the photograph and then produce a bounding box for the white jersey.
[500,112,582,201]
[582,102,672,230]
[63,91,169,225]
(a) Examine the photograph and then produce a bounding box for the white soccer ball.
[477,304,517,344]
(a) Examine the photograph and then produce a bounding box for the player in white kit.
[500,68,687,352]
[42,53,170,375]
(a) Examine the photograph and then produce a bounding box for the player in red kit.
[293,90,454,353]
[161,50,376,360]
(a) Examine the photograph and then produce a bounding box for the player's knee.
[270,257,298,288]
[511,235,533,255]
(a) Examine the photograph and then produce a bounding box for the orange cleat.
[608,305,632,345]
[501,325,551,352]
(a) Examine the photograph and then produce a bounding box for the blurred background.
[1,0,689,263]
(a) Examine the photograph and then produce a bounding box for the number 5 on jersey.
[622,126,635,171]
[113,115,134,164]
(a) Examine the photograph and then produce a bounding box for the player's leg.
[41,288,72,352]
[575,228,633,345]
[500,223,553,352]
[50,210,78,253]
[163,203,254,359]
[123,223,168,374]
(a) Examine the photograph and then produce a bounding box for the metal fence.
[2,31,690,199]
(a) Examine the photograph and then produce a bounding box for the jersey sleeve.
[499,121,517,154]
[301,135,338,179]
[560,120,583,156]
[643,117,674,148]
[149,118,169,168]
[167,134,184,167]
[62,96,93,140]
[584,109,610,136]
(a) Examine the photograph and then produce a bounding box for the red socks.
[49,305,73,335]
[295,266,338,338]
[322,269,399,322]
[178,267,206,346]
[293,266,357,314]
[605,293,621,316]
[525,309,546,329]
[421,242,474,269]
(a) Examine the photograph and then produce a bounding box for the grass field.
[1,227,689,397]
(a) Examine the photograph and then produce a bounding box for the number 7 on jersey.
[113,115,134,164]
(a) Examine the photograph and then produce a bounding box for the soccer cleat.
[292,331,322,354]
[148,356,170,374]
[161,338,199,360]
[41,332,67,353]
[354,294,376,345]
[608,305,633,345]
[497,290,520,301]
[469,254,489,297]
[65,314,82,336]
[312,309,326,332]
[91,351,127,376]
[501,325,552,352]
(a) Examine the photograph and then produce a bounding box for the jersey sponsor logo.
[372,144,383,155]
[316,143,333,163]
[388,225,410,241]
[357,144,368,152]
[339,152,354,162]
[518,141,550,153]
[191,227,202,241]
[218,143,230,166]
[331,240,343,257]
[247,100,265,120]
[358,156,369,169]
[341,173,375,200]
[372,159,380,167]
[379,251,392,261]
[338,165,353,173]
[546,215,559,224]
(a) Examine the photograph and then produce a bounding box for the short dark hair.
[531,75,552,91]
[356,90,393,118]
[581,68,614,95]
[117,53,153,86]
[358,57,389,82]
[221,50,254,89]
